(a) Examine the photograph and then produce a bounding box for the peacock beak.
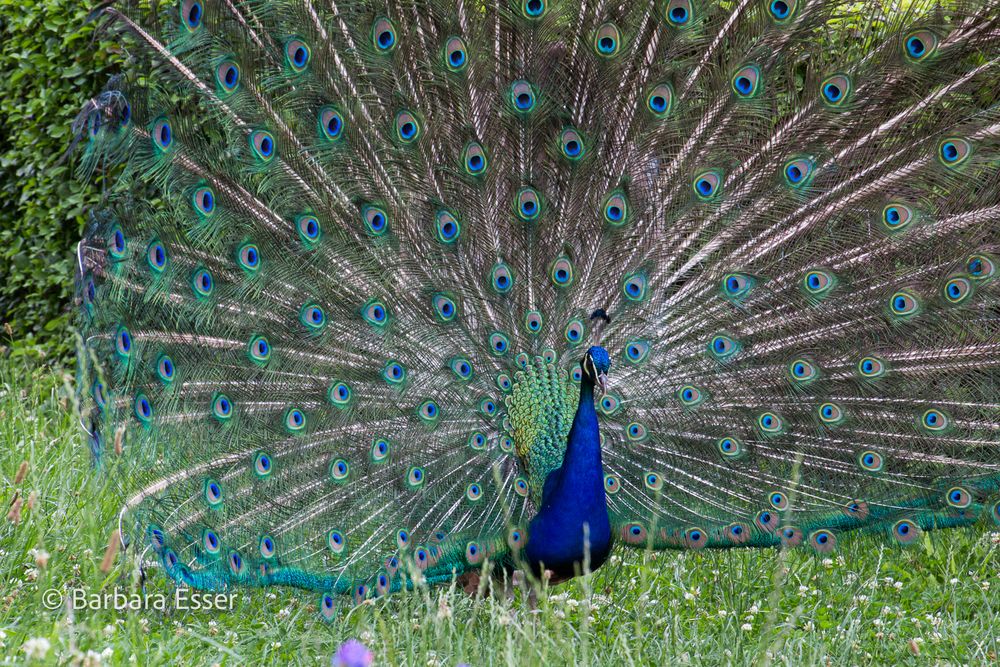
[597,373,608,397]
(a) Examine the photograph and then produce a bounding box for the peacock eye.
[237,243,260,272]
[820,74,851,107]
[920,408,949,432]
[444,36,468,71]
[134,393,152,423]
[768,0,796,21]
[202,529,220,553]
[216,60,240,93]
[708,334,741,361]
[942,277,972,304]
[521,0,546,17]
[550,257,574,287]
[903,30,937,61]
[731,65,761,98]
[892,519,919,544]
[678,385,703,406]
[434,210,461,244]
[479,397,497,417]
[523,311,543,334]
[603,192,630,226]
[882,203,914,232]
[183,269,209,301]
[417,400,440,423]
[450,357,473,380]
[593,22,621,56]
[362,204,390,236]
[889,290,919,316]
[181,0,203,30]
[564,319,585,344]
[463,141,488,175]
[394,110,421,143]
[204,478,224,506]
[967,253,995,280]
[515,187,542,221]
[622,271,648,301]
[604,475,620,494]
[431,293,457,322]
[510,80,536,112]
[818,402,844,424]
[782,158,813,187]
[152,117,173,151]
[560,127,585,160]
[946,487,971,508]
[623,340,650,364]
[254,450,275,477]
[721,272,755,299]
[372,17,397,52]
[626,422,648,442]
[488,331,509,355]
[156,354,176,382]
[858,356,886,378]
[109,227,127,258]
[371,439,390,462]
[757,411,783,433]
[383,360,406,385]
[147,240,168,273]
[328,382,352,407]
[938,138,971,166]
[329,458,350,481]
[250,130,275,161]
[361,299,389,327]
[490,262,515,293]
[319,107,344,141]
[259,535,276,558]
[285,38,310,72]
[210,394,234,424]
[664,0,693,26]
[858,450,884,471]
[788,357,818,382]
[192,186,216,216]
[300,303,327,331]
[407,466,426,487]
[646,83,674,117]
[693,170,722,199]
[717,437,743,458]
[802,269,835,297]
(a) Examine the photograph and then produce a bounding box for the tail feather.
[75,0,1000,598]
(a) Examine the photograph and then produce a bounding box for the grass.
[1,359,998,666]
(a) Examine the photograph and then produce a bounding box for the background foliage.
[0,0,117,361]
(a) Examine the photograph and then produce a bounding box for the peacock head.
[583,346,611,396]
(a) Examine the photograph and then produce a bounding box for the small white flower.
[748,604,759,615]
[22,638,51,660]
[821,558,833,568]
[741,623,753,632]
[981,581,991,591]
[270,641,281,649]
[683,592,695,601]
[718,609,727,617]
[803,621,814,632]
[798,584,809,595]
[949,578,959,585]
[872,618,883,628]
[893,581,903,590]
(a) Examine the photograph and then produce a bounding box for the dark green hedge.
[0,0,117,361]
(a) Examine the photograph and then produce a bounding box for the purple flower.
[332,639,373,667]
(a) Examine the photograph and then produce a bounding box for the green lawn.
[1,359,997,665]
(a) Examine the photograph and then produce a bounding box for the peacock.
[74,0,1000,613]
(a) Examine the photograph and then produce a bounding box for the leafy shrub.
[0,0,117,360]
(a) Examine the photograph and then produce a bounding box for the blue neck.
[524,376,612,577]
